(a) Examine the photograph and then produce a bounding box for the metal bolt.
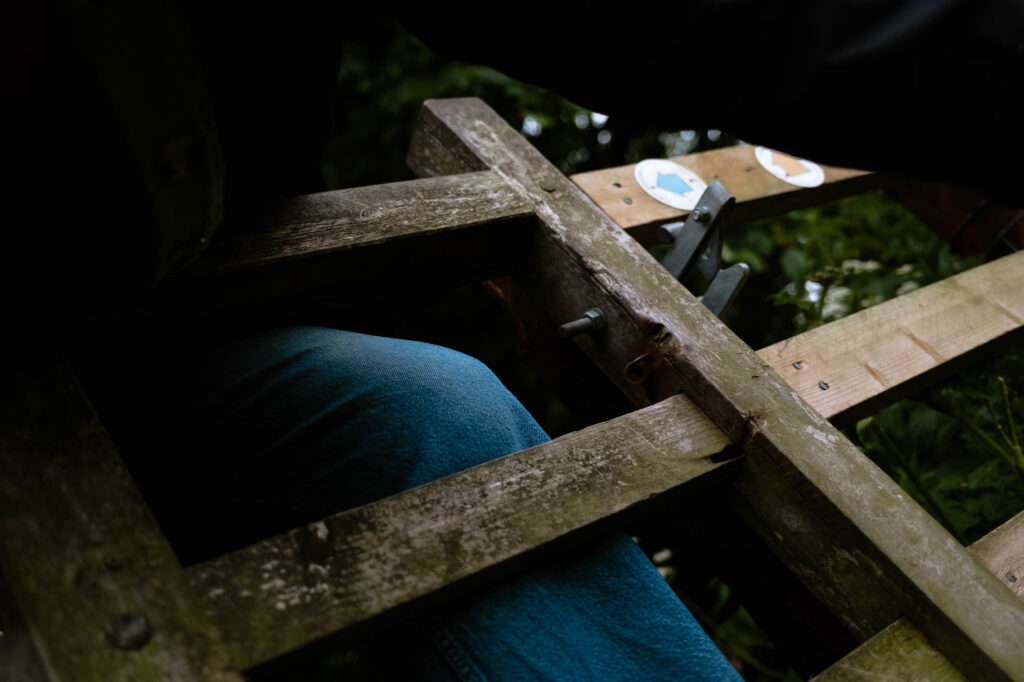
[691,205,711,223]
[559,308,607,339]
[107,614,153,651]
[819,381,830,390]
[792,361,803,370]
[1007,572,1018,583]
[623,197,633,205]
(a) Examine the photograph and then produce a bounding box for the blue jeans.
[154,326,740,681]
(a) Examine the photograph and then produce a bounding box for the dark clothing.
[11,4,1023,327]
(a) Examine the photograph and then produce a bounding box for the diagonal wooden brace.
[407,97,1024,681]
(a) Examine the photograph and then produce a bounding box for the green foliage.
[323,19,733,191]
[721,191,982,348]
[652,554,801,680]
[852,352,1024,544]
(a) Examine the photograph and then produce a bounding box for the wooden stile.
[180,248,1024,670]
[2,94,1022,681]
[407,98,1024,680]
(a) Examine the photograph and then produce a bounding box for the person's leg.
[148,325,740,681]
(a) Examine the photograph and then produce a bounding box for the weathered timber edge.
[407,97,1024,680]
[571,145,885,242]
[813,511,1024,681]
[146,171,535,331]
[188,394,736,669]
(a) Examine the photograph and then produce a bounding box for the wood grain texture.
[759,251,1024,424]
[155,171,534,329]
[813,512,1024,681]
[813,620,969,682]
[972,512,1024,603]
[188,394,736,669]
[180,246,1023,671]
[571,145,882,243]
[408,97,1024,680]
[188,170,530,274]
[0,362,240,682]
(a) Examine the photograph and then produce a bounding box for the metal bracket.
[659,181,750,317]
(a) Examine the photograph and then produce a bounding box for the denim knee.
[165,326,548,517]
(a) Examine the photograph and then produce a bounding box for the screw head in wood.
[819,381,830,390]
[107,614,153,651]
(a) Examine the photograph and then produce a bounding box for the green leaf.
[779,247,809,281]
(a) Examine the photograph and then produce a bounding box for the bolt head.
[107,614,153,651]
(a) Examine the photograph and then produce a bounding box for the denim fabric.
[157,326,741,681]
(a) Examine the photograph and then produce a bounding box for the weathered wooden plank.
[0,361,241,682]
[571,145,882,243]
[188,394,737,669]
[188,170,530,274]
[973,511,1024,603]
[154,170,534,329]
[813,620,969,682]
[408,97,1024,680]
[759,250,1024,424]
[177,243,1023,671]
[812,512,1024,681]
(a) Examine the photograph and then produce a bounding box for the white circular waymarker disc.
[633,159,708,211]
[755,146,825,188]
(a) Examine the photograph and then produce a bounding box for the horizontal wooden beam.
[152,171,534,329]
[759,250,1024,424]
[188,394,737,669]
[410,98,1024,680]
[571,146,883,243]
[182,245,1024,671]
[163,107,1019,673]
[190,171,531,275]
[812,512,1024,681]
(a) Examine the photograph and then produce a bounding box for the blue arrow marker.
[656,172,693,196]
